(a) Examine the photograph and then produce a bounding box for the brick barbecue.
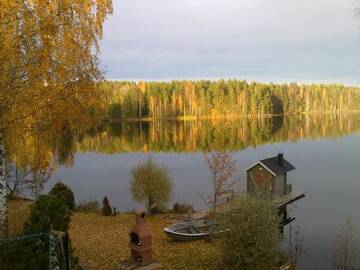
[129,210,152,266]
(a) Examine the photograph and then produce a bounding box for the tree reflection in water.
[78,114,360,154]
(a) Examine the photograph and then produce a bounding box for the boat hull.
[164,229,209,242]
[163,219,221,242]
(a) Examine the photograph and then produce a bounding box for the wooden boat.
[163,219,223,242]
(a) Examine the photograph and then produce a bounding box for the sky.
[100,0,360,85]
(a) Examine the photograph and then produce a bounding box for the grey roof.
[246,156,296,176]
[259,156,296,175]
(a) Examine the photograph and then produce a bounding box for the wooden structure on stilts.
[246,153,305,232]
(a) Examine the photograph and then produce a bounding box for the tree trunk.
[138,93,142,118]
[0,132,8,269]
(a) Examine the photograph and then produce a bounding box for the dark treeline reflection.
[76,114,360,154]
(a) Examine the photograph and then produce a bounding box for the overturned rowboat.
[163,219,223,242]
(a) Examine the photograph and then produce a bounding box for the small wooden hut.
[246,153,295,199]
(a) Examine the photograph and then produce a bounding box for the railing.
[0,228,71,270]
[286,184,292,194]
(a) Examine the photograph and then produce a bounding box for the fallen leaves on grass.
[70,213,218,270]
[8,199,32,236]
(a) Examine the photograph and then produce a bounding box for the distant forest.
[100,80,360,120]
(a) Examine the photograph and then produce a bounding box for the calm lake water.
[44,114,360,269]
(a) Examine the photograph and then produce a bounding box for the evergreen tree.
[8,195,71,270]
[49,182,75,211]
[102,196,112,216]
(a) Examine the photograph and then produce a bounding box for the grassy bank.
[8,198,32,236]
[9,200,292,270]
[70,213,217,270]
[8,200,217,270]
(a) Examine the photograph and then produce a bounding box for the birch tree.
[0,0,113,250]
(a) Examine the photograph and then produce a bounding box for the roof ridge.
[247,155,296,176]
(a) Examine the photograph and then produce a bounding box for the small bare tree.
[201,151,239,211]
[7,161,54,200]
[28,164,54,200]
[332,219,360,270]
[6,162,24,197]
[288,222,304,268]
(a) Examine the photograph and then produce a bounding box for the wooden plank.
[275,191,305,208]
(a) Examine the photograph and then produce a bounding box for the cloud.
[99,0,360,84]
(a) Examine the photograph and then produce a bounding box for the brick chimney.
[277,153,284,166]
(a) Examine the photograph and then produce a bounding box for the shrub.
[8,195,71,270]
[151,205,168,215]
[332,219,358,270]
[102,196,112,216]
[76,199,100,213]
[216,195,281,270]
[49,182,75,210]
[130,157,173,215]
[172,203,194,215]
[24,194,71,233]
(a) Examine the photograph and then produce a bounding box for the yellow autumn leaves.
[70,213,218,270]
[0,0,112,170]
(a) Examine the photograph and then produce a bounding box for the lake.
[43,114,360,269]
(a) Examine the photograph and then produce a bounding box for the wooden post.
[64,233,71,270]
[49,225,60,270]
[49,225,69,270]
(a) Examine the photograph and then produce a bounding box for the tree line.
[100,80,360,120]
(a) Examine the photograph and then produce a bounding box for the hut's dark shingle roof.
[259,156,296,175]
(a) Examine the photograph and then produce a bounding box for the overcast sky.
[100,0,360,85]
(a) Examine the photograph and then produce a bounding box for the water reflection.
[38,117,360,270]
[4,114,360,202]
[78,114,360,154]
[3,113,358,269]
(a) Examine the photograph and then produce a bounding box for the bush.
[102,196,112,216]
[8,195,71,270]
[151,205,168,215]
[216,195,281,270]
[49,182,75,210]
[172,203,194,215]
[131,157,173,215]
[76,199,100,213]
[24,194,71,233]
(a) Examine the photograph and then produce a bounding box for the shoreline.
[106,111,360,123]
